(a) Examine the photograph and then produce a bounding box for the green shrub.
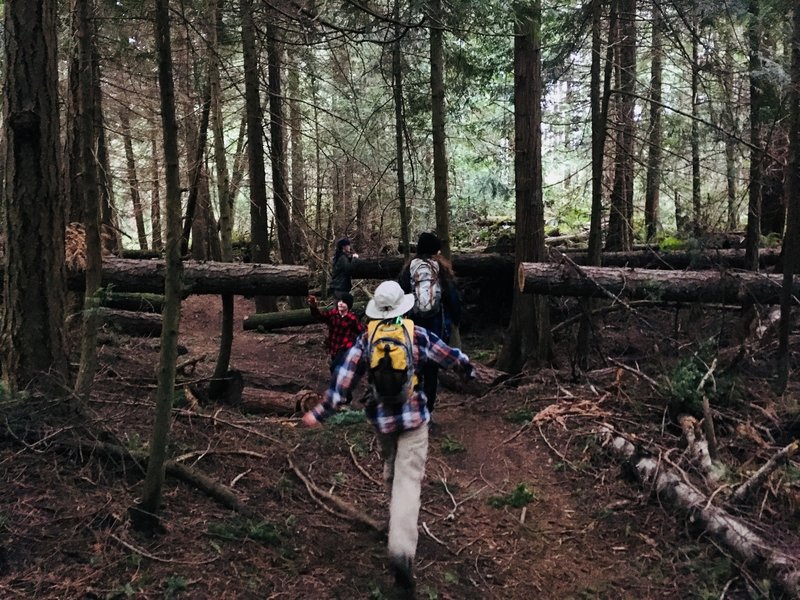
[488,483,536,508]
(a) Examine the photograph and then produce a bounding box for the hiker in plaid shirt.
[307,293,364,375]
[304,281,475,594]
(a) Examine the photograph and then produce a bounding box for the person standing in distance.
[329,237,359,300]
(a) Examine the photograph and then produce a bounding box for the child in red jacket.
[307,293,364,375]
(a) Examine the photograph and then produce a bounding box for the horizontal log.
[101,292,166,313]
[67,258,309,296]
[243,303,367,331]
[349,249,781,281]
[518,262,796,305]
[99,308,162,336]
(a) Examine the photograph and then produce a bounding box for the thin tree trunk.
[429,0,451,258]
[150,126,163,251]
[134,0,184,529]
[745,0,762,271]
[180,84,211,257]
[287,56,305,259]
[241,0,273,312]
[120,108,149,250]
[644,2,662,242]
[392,3,410,260]
[691,5,701,234]
[74,0,102,398]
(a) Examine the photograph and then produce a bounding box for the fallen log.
[101,292,166,313]
[348,249,781,281]
[518,262,797,305]
[243,302,367,331]
[240,389,319,416]
[599,425,800,597]
[66,258,309,296]
[551,247,781,270]
[100,308,162,336]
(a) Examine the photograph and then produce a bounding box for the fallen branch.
[731,441,800,504]
[287,454,384,532]
[677,415,722,487]
[598,425,800,598]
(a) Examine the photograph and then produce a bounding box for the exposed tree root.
[598,425,800,598]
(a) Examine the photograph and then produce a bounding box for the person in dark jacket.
[398,232,461,421]
[329,237,359,299]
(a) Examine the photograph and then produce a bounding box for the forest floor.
[1,290,799,600]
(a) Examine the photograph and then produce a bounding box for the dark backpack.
[366,318,416,405]
[409,258,442,318]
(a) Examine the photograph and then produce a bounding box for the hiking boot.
[389,555,415,595]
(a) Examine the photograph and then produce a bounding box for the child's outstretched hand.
[303,412,321,428]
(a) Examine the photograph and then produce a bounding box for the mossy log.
[517,262,796,305]
[99,308,162,336]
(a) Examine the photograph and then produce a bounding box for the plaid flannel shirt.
[309,325,471,434]
[311,304,365,358]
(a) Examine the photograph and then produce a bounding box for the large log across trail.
[67,258,309,296]
[517,262,795,305]
[349,248,780,281]
[243,303,367,331]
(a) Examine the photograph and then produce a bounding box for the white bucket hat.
[365,281,415,320]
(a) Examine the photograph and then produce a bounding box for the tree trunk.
[74,0,103,398]
[496,0,550,373]
[1,0,68,392]
[180,84,211,257]
[64,6,83,224]
[429,0,451,258]
[778,3,800,391]
[287,53,305,260]
[150,126,163,251]
[243,303,366,331]
[744,0,762,271]
[606,0,635,252]
[134,0,184,529]
[644,2,662,242]
[208,0,235,400]
[392,3,410,260]
[517,262,800,305]
[691,4,701,234]
[120,108,149,250]
[241,0,272,313]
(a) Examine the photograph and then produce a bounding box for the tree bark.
[66,258,309,296]
[150,126,163,251]
[1,0,68,391]
[518,261,800,305]
[744,0,763,271]
[644,2,662,242]
[134,0,184,528]
[120,107,149,250]
[392,2,410,260]
[74,0,103,398]
[691,4,701,234]
[241,0,272,313]
[429,0,451,258]
[243,303,365,331]
[496,0,550,373]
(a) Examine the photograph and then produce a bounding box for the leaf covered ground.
[1,294,799,599]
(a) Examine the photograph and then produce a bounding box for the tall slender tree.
[392,3,411,258]
[429,0,451,258]
[744,0,763,270]
[73,0,103,398]
[134,0,185,528]
[644,2,662,242]
[496,0,550,373]
[1,0,68,392]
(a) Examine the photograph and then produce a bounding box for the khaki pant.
[378,424,429,562]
